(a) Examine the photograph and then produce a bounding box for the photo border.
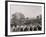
[5,1,45,36]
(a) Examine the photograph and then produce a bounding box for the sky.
[10,4,42,18]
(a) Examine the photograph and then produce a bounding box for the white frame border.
[8,2,44,35]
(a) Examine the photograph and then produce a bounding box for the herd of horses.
[11,23,42,32]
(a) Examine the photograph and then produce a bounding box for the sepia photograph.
[6,1,45,36]
[10,4,42,32]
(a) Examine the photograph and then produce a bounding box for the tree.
[24,17,31,25]
[11,12,25,26]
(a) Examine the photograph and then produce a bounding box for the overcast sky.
[10,4,42,18]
